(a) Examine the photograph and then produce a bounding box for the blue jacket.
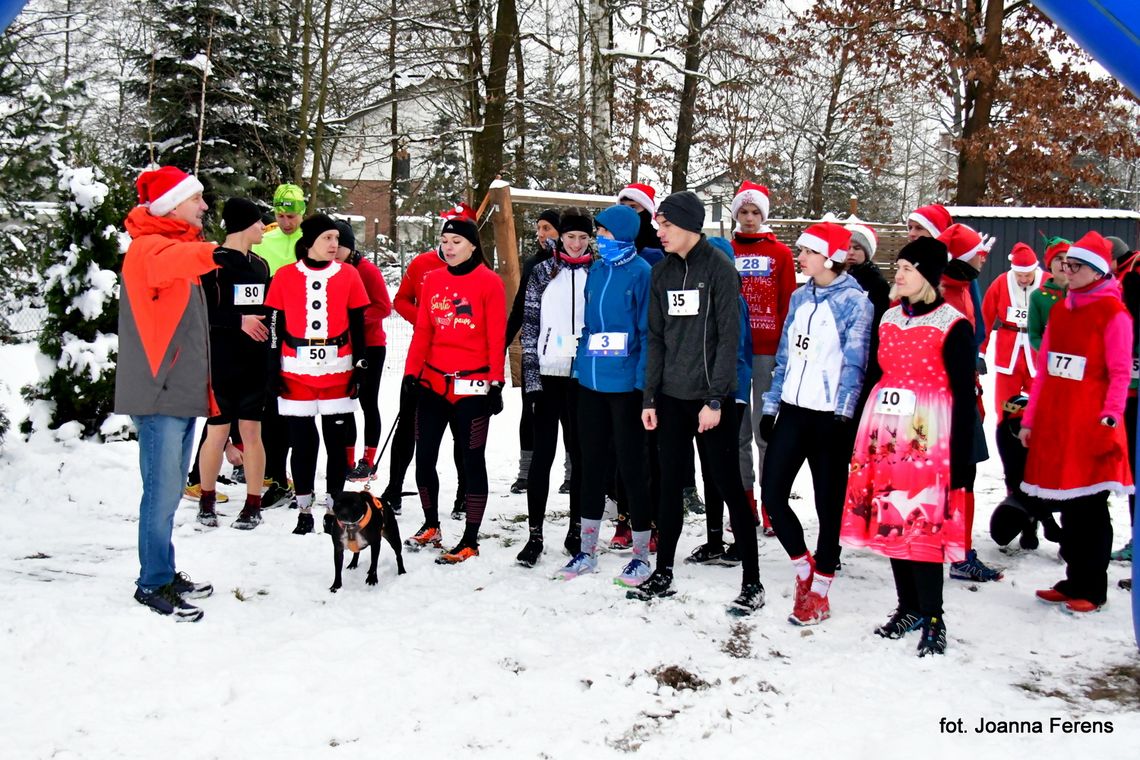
[763,272,873,419]
[575,251,652,392]
[735,296,753,404]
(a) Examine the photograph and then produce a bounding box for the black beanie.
[333,219,356,252]
[897,236,949,289]
[296,213,338,259]
[222,198,262,234]
[657,191,705,234]
[559,207,595,237]
[440,217,486,265]
[538,209,561,234]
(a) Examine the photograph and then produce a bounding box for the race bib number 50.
[1047,352,1086,381]
[667,289,700,316]
[875,388,916,416]
[297,345,333,367]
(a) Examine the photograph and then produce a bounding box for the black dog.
[324,491,406,593]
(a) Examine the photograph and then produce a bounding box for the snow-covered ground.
[1,325,1137,759]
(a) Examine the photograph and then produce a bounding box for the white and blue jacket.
[575,250,652,392]
[763,273,873,420]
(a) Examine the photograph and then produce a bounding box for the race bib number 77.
[1047,352,1086,381]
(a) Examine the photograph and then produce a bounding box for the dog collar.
[336,495,378,532]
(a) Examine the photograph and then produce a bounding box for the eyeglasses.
[1061,260,1085,272]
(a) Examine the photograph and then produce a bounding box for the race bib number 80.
[667,289,700,316]
[875,387,917,416]
[1047,352,1086,381]
[234,283,265,306]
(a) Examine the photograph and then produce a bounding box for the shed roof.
[946,206,1140,220]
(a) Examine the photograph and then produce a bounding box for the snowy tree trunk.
[588,0,613,192]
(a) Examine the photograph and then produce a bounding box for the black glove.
[759,414,776,443]
[488,384,504,415]
[976,355,988,375]
[348,366,365,399]
[402,374,420,396]
[834,414,852,428]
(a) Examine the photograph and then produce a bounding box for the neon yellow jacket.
[252,227,302,275]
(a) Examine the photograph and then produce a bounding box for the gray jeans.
[750,354,778,487]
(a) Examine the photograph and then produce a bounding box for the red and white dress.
[265,259,369,415]
[841,303,970,563]
[980,269,1042,415]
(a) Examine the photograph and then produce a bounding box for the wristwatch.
[354,359,368,370]
[706,399,722,412]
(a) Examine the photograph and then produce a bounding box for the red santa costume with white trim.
[980,243,1043,416]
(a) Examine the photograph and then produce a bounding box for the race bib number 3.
[1047,352,1086,381]
[297,345,333,367]
[875,388,917,416]
[234,283,265,306]
[454,379,489,396]
[667,289,700,316]
[1006,305,1028,326]
[586,332,629,357]
[735,255,771,277]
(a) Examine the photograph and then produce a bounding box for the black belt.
[424,362,490,378]
[284,330,349,348]
[999,322,1028,334]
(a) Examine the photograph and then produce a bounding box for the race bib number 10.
[297,345,332,367]
[1047,352,1086,380]
[234,283,265,306]
[875,387,917,416]
[667,289,700,316]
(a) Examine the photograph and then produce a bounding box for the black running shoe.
[564,524,581,556]
[516,537,544,568]
[874,608,923,639]
[169,571,213,600]
[196,504,218,528]
[262,481,294,510]
[681,487,705,515]
[232,503,262,530]
[728,582,765,616]
[510,478,528,494]
[134,584,203,622]
[451,497,466,521]
[916,615,947,657]
[346,459,372,483]
[558,478,571,495]
[717,542,742,567]
[231,465,246,484]
[626,569,675,600]
[685,541,727,565]
[1019,520,1040,551]
[292,513,314,535]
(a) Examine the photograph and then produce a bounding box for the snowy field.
[1,321,1138,759]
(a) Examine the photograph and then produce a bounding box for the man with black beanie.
[635,191,765,615]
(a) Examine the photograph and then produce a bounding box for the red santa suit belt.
[284,330,350,348]
[998,321,1027,334]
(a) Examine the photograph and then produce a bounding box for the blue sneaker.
[949,550,1003,582]
[134,584,204,622]
[614,558,652,588]
[557,552,598,580]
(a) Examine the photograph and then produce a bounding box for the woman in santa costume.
[841,236,976,656]
[979,243,1044,418]
[403,207,506,564]
[730,181,796,536]
[1020,231,1133,613]
[264,214,370,535]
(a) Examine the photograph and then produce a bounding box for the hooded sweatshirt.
[762,272,873,420]
[575,245,652,393]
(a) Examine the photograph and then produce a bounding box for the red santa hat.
[907,203,953,238]
[730,181,770,222]
[795,222,851,267]
[136,166,204,218]
[1066,230,1114,275]
[440,202,477,223]
[845,221,878,257]
[939,223,987,262]
[616,183,657,214]
[1008,243,1039,272]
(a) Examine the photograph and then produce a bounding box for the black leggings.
[288,414,352,498]
[701,404,751,540]
[342,346,386,449]
[1126,395,1137,525]
[1054,491,1113,605]
[656,394,758,583]
[760,404,849,575]
[890,559,944,617]
[578,387,650,531]
[384,379,466,503]
[527,375,581,534]
[263,397,290,486]
[415,388,490,541]
[519,390,534,451]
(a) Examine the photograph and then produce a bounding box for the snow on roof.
[506,188,618,208]
[946,205,1140,220]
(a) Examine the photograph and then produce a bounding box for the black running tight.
[385,378,466,503]
[890,559,944,617]
[414,389,490,542]
[527,375,581,534]
[577,387,650,531]
[288,413,352,498]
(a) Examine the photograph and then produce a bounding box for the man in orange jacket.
[116,166,225,622]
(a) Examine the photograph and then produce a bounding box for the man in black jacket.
[636,191,764,614]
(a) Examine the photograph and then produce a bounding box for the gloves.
[402,374,420,396]
[759,414,776,443]
[833,414,852,428]
[348,366,365,399]
[976,355,987,375]
[488,384,504,415]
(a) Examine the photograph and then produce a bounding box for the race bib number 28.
[667,289,700,316]
[735,255,771,277]
[1047,352,1086,381]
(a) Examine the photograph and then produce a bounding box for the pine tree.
[21,163,134,439]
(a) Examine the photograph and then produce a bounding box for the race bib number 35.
[667,289,700,316]
[1047,352,1086,381]
[875,387,917,416]
[454,379,489,396]
[586,332,629,357]
[735,255,771,277]
[234,283,265,306]
[297,345,333,367]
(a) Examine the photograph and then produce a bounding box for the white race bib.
[875,387,917,416]
[1006,305,1028,327]
[735,255,771,277]
[790,331,816,361]
[586,332,629,357]
[1132,357,1139,381]
[233,283,265,306]
[1047,352,1086,381]
[454,379,489,396]
[297,344,334,367]
[550,334,579,358]
[667,289,700,316]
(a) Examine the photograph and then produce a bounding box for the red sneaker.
[1063,598,1103,614]
[404,524,443,550]
[790,591,831,626]
[1035,588,1071,604]
[792,553,815,614]
[761,504,776,537]
[609,521,632,550]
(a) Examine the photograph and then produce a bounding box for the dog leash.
[362,410,400,494]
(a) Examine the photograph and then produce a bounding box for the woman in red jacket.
[1021,231,1134,613]
[403,207,507,563]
